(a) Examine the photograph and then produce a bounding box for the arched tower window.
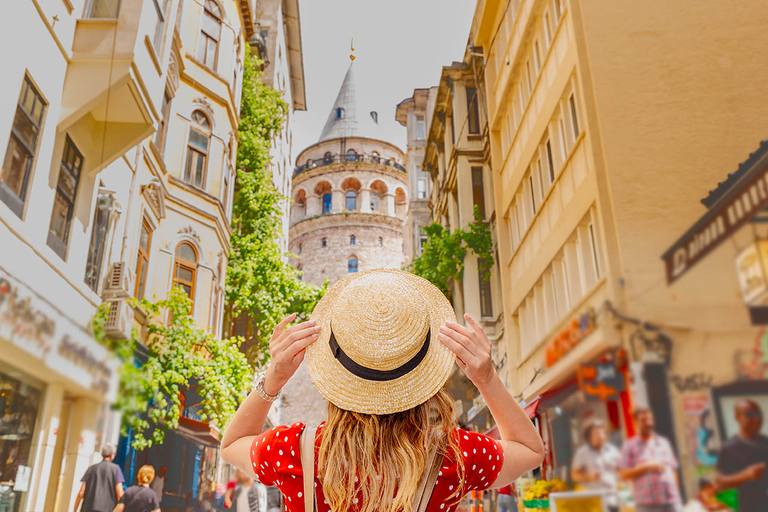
[378,237,383,247]
[350,235,355,245]
[173,242,198,304]
[348,258,358,273]
[370,180,388,214]
[322,237,327,248]
[322,193,332,214]
[197,0,222,70]
[346,148,357,162]
[336,108,344,119]
[184,110,210,188]
[345,190,357,211]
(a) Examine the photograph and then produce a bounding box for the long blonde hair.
[318,388,465,512]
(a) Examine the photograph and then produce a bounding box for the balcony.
[294,152,407,177]
[58,3,162,173]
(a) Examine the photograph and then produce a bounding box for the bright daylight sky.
[292,0,477,162]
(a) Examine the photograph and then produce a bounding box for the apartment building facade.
[1,0,254,509]
[472,0,768,495]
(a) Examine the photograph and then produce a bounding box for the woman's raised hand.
[263,313,320,395]
[438,313,496,388]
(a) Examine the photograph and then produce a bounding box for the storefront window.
[0,364,43,512]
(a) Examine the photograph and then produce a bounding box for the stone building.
[471,0,768,496]
[288,61,409,287]
[282,61,409,425]
[396,87,438,266]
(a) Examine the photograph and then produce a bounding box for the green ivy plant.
[409,207,494,301]
[225,47,325,367]
[93,289,252,451]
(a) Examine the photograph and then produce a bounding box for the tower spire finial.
[350,38,356,61]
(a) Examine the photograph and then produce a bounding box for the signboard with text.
[578,362,625,402]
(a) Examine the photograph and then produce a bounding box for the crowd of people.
[563,403,768,512]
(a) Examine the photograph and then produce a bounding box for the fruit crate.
[522,498,550,509]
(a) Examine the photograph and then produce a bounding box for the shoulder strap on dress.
[412,430,445,512]
[300,425,318,512]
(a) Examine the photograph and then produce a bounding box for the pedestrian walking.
[73,444,126,512]
[149,466,166,503]
[571,420,620,512]
[220,269,545,512]
[496,484,517,512]
[618,408,682,512]
[114,465,161,512]
[232,470,261,512]
[714,399,768,512]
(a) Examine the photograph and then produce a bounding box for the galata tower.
[289,62,408,287]
[280,62,408,426]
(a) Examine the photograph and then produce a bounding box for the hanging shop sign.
[0,269,118,397]
[735,240,768,305]
[545,309,596,367]
[578,361,625,401]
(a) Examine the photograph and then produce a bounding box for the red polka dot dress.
[250,422,504,512]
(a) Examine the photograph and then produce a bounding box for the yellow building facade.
[1,0,256,509]
[472,0,768,496]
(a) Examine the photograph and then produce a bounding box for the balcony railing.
[294,152,407,176]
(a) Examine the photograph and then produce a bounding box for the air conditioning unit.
[103,298,134,341]
[103,262,133,298]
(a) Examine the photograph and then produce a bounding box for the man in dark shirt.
[73,444,125,512]
[715,400,768,512]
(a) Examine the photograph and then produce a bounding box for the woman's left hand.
[438,313,496,388]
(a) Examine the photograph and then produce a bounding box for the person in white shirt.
[571,420,621,512]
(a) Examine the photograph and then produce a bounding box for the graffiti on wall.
[682,394,718,480]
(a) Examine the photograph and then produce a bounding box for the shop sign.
[0,269,118,398]
[578,362,625,401]
[545,309,596,368]
[735,240,768,305]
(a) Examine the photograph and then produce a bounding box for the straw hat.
[306,268,456,414]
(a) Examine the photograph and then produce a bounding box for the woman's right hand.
[438,313,497,389]
[263,313,320,395]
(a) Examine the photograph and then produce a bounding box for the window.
[135,219,153,299]
[418,230,426,254]
[155,89,172,153]
[85,0,120,18]
[322,238,327,248]
[588,223,601,279]
[416,115,425,140]
[533,40,542,75]
[47,136,83,259]
[173,242,197,303]
[298,243,303,254]
[370,193,380,212]
[543,12,552,45]
[553,0,563,21]
[323,151,333,162]
[546,139,555,182]
[322,193,332,214]
[558,118,568,161]
[222,162,231,213]
[417,166,428,199]
[1,76,47,217]
[84,192,114,291]
[184,110,210,188]
[378,236,384,247]
[345,190,357,211]
[350,235,355,245]
[466,88,480,135]
[525,61,534,97]
[471,167,485,219]
[152,0,169,52]
[345,149,357,162]
[536,159,547,199]
[527,172,537,216]
[196,0,222,69]
[478,262,493,317]
[348,258,358,273]
[569,94,580,138]
[336,108,344,119]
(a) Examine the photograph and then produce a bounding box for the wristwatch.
[255,373,281,403]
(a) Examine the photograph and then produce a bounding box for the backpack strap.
[300,425,318,512]
[412,430,444,512]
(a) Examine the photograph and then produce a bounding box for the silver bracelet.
[255,374,281,402]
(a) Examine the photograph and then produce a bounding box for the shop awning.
[523,398,541,419]
[176,417,220,448]
[662,140,768,284]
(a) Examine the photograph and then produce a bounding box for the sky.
[292,0,477,162]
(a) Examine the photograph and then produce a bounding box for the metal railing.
[294,152,407,176]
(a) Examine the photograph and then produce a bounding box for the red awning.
[524,398,541,419]
[484,426,500,440]
[176,417,220,447]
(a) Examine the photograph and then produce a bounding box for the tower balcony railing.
[294,152,407,176]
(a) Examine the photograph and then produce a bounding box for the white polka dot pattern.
[249,424,505,512]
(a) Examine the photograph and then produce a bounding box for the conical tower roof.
[318,62,382,142]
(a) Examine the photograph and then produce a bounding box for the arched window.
[184,110,210,188]
[173,242,197,303]
[348,258,358,273]
[371,150,381,163]
[370,193,380,212]
[197,0,222,69]
[298,243,302,254]
[345,190,357,211]
[350,235,355,245]
[336,108,344,119]
[346,148,357,162]
[322,237,327,248]
[323,151,332,162]
[322,193,332,214]
[377,237,383,247]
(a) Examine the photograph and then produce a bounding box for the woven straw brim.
[305,269,456,415]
